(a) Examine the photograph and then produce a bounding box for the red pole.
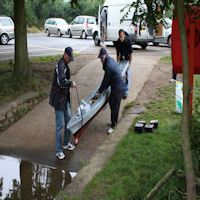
[189,22,195,116]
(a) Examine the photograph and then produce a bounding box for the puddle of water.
[0,155,77,200]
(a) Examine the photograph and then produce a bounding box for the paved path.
[0,46,170,174]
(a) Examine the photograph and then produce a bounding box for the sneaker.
[56,152,65,160]
[108,127,114,134]
[107,121,112,127]
[63,142,75,151]
[101,43,106,47]
[169,79,176,83]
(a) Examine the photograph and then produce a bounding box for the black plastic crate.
[134,123,144,133]
[150,120,158,129]
[144,124,154,133]
[137,120,146,125]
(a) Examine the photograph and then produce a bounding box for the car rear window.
[87,18,95,24]
[0,18,13,26]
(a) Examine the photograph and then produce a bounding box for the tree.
[13,0,29,79]
[9,0,102,80]
[174,1,196,199]
[125,0,199,199]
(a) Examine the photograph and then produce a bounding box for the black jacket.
[49,57,73,110]
[98,55,125,93]
[116,36,133,61]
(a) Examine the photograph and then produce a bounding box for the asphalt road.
[0,33,100,61]
[0,33,171,61]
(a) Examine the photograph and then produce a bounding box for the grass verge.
[0,73,47,106]
[30,53,79,64]
[29,54,63,64]
[27,26,44,33]
[64,83,187,200]
[160,55,172,65]
[0,53,80,106]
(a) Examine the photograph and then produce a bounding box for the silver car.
[0,16,14,45]
[44,18,69,37]
[68,16,96,39]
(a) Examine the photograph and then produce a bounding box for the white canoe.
[67,60,129,135]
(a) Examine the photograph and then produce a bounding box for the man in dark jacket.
[116,29,133,99]
[97,48,125,134]
[49,47,76,160]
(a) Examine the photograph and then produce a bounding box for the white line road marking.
[0,57,13,61]
[28,43,75,51]
[0,46,14,50]
[0,52,63,61]
[0,48,64,55]
[28,52,63,57]
[28,45,64,51]
[75,46,89,53]
[0,44,89,61]
[0,51,14,54]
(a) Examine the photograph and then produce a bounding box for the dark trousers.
[172,71,177,80]
[109,89,124,128]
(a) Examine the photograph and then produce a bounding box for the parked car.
[153,18,172,47]
[68,16,96,39]
[44,18,69,37]
[0,16,14,45]
[93,0,154,49]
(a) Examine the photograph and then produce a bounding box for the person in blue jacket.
[97,48,125,134]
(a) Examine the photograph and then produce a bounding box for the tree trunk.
[175,1,196,199]
[13,0,29,79]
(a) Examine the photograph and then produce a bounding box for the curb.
[59,113,137,199]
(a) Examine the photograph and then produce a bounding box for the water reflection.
[0,156,76,200]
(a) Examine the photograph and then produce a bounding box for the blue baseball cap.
[98,48,107,58]
[65,47,74,61]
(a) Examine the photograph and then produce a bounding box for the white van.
[93,0,154,49]
[153,18,172,47]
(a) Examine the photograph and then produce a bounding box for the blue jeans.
[125,63,132,95]
[55,103,71,154]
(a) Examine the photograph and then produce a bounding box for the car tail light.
[134,25,137,35]
[86,22,89,28]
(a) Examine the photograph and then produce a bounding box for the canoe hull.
[67,60,129,142]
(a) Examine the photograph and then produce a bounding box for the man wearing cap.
[49,47,76,160]
[97,48,125,134]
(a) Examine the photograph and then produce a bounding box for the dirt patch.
[134,61,175,105]
[32,54,97,83]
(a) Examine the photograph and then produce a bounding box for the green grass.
[160,55,172,65]
[0,53,80,105]
[29,55,63,64]
[0,72,46,106]
[29,53,80,64]
[122,101,139,115]
[27,26,44,33]
[0,62,13,73]
[64,83,187,200]
[124,101,137,110]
